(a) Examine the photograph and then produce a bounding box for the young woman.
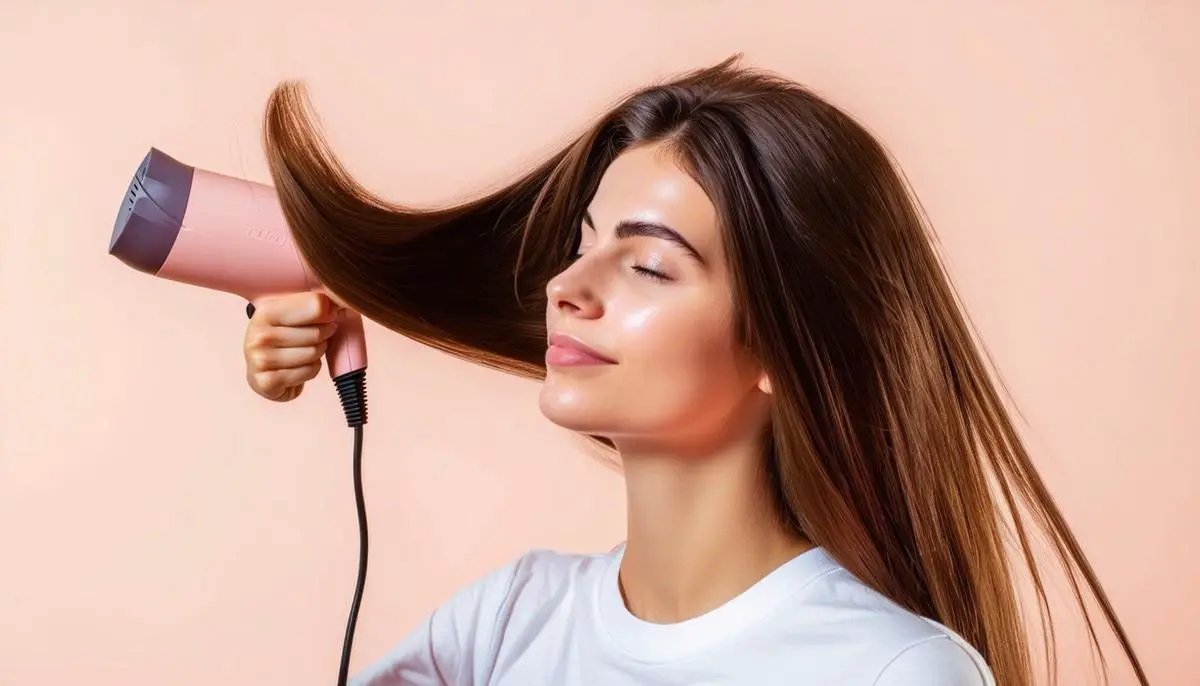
[242,56,1147,685]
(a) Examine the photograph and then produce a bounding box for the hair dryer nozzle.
[109,148,195,275]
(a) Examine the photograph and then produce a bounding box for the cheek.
[537,294,761,439]
[618,301,749,398]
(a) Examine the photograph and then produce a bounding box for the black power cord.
[247,302,369,686]
[333,370,368,686]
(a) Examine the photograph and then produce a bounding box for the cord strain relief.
[334,369,368,428]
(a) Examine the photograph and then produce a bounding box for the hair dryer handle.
[328,309,368,379]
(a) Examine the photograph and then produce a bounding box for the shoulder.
[871,635,993,685]
[442,545,614,618]
[490,545,615,608]
[787,561,994,685]
[352,546,612,684]
[472,545,614,591]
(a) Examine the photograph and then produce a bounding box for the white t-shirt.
[351,543,995,685]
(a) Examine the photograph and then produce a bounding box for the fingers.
[249,362,323,401]
[246,341,329,372]
[245,322,340,351]
[243,292,347,402]
[251,292,344,327]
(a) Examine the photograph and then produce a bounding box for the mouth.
[546,332,617,367]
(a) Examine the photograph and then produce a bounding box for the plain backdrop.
[1,1,1196,684]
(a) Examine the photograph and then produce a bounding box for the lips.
[546,332,616,367]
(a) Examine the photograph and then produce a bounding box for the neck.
[613,430,812,625]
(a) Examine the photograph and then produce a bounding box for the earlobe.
[757,374,773,395]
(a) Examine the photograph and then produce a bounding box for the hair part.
[262,54,1148,686]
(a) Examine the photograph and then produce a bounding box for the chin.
[538,379,614,434]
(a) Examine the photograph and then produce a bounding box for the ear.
[757,373,773,395]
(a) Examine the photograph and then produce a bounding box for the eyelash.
[569,253,673,283]
[632,265,672,282]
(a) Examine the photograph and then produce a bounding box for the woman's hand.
[243,292,344,402]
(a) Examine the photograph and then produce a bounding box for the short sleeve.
[349,557,523,686]
[872,636,994,686]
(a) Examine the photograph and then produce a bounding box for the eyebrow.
[582,211,706,264]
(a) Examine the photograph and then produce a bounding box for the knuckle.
[304,292,323,314]
[252,370,277,392]
[245,326,272,350]
[250,297,277,321]
[248,348,272,371]
[313,293,340,320]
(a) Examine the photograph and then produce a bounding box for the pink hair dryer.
[108,147,371,686]
[108,147,368,419]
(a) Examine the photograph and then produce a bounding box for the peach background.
[1,1,1197,684]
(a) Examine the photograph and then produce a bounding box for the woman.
[242,56,1146,685]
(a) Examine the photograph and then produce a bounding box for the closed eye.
[633,265,671,282]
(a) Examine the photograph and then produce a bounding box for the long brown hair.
[261,55,1147,685]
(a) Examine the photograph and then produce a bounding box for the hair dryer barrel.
[109,147,367,379]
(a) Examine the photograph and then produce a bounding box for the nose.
[546,258,604,319]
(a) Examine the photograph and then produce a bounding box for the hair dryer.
[108,147,371,686]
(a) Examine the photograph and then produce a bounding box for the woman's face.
[539,141,770,451]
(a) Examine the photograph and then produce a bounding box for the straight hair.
[261,55,1148,686]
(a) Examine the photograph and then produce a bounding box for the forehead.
[585,143,719,249]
